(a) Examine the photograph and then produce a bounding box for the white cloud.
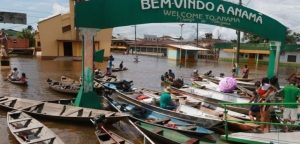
[52,2,69,15]
[39,2,69,22]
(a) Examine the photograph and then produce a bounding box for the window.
[287,55,297,62]
[62,25,71,33]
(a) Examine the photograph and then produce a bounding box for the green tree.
[243,29,300,44]
[18,25,35,47]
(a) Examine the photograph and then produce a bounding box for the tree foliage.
[18,25,35,47]
[243,29,300,44]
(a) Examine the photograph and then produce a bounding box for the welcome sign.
[75,0,286,41]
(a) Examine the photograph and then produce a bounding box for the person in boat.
[19,73,27,82]
[9,67,19,81]
[161,72,169,82]
[281,80,300,132]
[172,77,184,88]
[219,73,225,78]
[119,61,124,70]
[242,65,249,78]
[192,69,202,81]
[248,81,261,121]
[204,70,212,77]
[160,91,176,110]
[168,69,175,82]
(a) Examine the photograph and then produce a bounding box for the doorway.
[63,42,73,56]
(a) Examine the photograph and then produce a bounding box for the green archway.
[74,0,287,108]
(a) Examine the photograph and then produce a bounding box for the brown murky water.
[0,54,299,144]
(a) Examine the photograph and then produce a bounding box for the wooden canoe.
[0,96,127,123]
[104,94,213,137]
[7,77,28,86]
[60,75,80,85]
[141,89,258,132]
[110,90,222,128]
[112,67,128,72]
[92,117,154,144]
[202,75,256,91]
[192,80,252,98]
[95,130,132,144]
[7,110,64,144]
[170,86,250,115]
[47,78,79,95]
[235,78,254,82]
[135,121,211,144]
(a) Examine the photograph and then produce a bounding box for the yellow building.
[37,0,112,59]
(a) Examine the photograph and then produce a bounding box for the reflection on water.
[0,54,299,144]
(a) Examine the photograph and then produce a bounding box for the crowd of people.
[248,76,300,133]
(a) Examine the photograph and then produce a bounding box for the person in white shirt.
[9,67,19,80]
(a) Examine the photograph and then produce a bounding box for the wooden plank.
[0,99,16,105]
[62,108,83,116]
[152,128,163,135]
[9,118,32,124]
[0,97,8,101]
[27,136,56,144]
[12,126,43,133]
[19,102,44,111]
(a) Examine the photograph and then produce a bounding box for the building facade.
[37,0,112,59]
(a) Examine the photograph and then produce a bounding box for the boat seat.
[105,112,116,117]
[12,125,43,133]
[59,105,66,115]
[184,138,199,144]
[27,136,56,144]
[0,99,16,105]
[152,118,171,124]
[152,128,163,135]
[62,108,83,116]
[9,118,32,124]
[19,103,44,111]
[0,97,8,102]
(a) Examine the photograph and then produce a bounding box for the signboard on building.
[0,12,26,24]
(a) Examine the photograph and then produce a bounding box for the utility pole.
[196,23,199,47]
[179,24,184,67]
[235,0,242,75]
[134,25,139,62]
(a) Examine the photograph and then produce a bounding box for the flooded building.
[37,0,112,60]
[217,43,300,64]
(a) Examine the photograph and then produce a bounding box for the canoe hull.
[113,91,222,128]
[0,96,126,123]
[7,111,65,144]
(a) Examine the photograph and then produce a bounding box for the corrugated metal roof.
[168,44,209,51]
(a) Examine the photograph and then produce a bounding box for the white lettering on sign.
[140,0,263,24]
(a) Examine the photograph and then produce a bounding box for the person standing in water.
[242,65,249,78]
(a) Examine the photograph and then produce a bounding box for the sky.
[0,0,300,41]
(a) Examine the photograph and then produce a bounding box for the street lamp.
[179,24,184,66]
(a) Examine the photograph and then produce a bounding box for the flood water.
[0,54,299,144]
